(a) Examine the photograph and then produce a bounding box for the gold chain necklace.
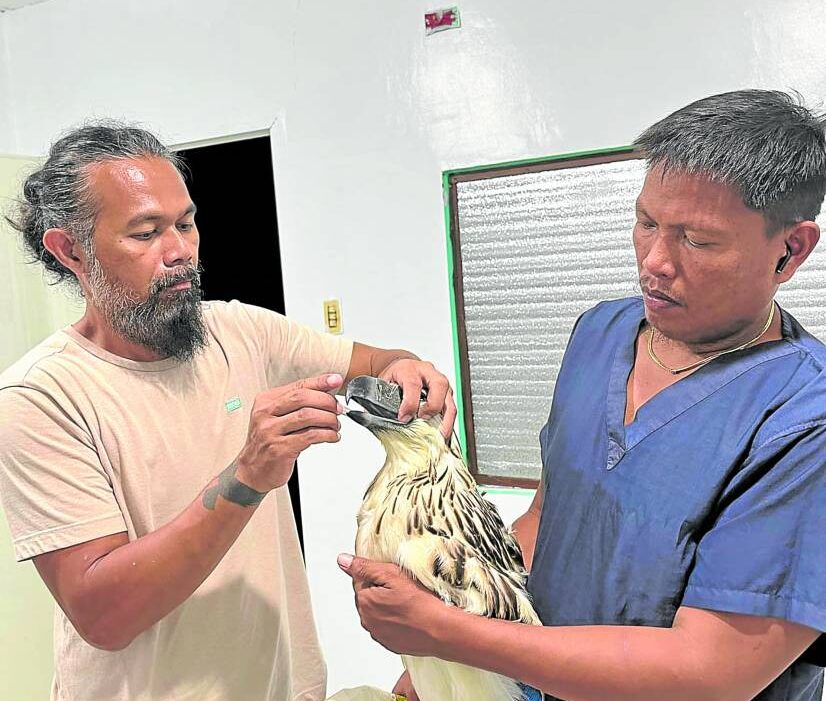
[647,303,776,375]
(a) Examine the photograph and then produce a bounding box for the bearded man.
[0,123,456,701]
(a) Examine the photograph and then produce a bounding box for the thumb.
[337,553,356,576]
[337,553,395,585]
[294,373,343,393]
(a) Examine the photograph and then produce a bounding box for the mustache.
[150,265,202,296]
[638,276,681,304]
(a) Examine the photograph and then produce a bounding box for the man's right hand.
[392,670,419,701]
[235,373,344,493]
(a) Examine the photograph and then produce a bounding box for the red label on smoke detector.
[425,7,461,35]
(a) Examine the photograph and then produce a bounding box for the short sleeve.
[0,388,127,561]
[683,423,826,662]
[235,302,353,388]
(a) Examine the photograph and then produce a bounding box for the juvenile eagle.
[345,376,541,701]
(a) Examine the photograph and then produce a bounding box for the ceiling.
[0,0,53,12]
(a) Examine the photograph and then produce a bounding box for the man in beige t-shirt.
[0,122,456,701]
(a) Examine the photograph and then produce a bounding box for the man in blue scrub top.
[342,89,826,701]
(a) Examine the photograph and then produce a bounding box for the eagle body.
[353,415,540,701]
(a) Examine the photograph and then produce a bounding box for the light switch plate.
[323,299,343,334]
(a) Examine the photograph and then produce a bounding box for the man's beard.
[86,256,207,362]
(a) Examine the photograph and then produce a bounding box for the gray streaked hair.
[633,89,826,233]
[5,120,186,288]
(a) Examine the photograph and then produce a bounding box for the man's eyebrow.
[126,203,197,228]
[125,212,161,228]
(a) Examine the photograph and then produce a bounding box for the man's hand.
[337,553,448,657]
[235,373,344,492]
[31,374,346,653]
[392,670,419,701]
[379,358,457,440]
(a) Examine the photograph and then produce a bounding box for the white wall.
[3,0,826,694]
[0,13,16,153]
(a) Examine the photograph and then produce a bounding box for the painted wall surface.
[1,0,826,695]
[0,14,16,153]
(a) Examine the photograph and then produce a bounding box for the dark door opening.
[178,136,304,553]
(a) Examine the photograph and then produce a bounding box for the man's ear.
[42,228,84,274]
[776,220,820,283]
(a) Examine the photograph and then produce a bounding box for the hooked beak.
[345,375,410,431]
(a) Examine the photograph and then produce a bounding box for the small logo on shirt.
[224,397,242,413]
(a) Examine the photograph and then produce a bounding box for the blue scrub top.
[528,298,826,701]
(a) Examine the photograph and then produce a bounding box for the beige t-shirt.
[0,300,353,701]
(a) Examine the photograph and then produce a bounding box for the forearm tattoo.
[203,460,268,510]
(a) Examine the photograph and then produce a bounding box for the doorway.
[178,135,305,552]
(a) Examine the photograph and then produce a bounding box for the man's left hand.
[379,359,457,439]
[337,553,447,657]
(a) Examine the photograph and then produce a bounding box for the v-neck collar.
[604,299,798,470]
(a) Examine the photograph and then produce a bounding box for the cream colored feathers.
[353,415,540,701]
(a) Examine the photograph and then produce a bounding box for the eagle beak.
[345,375,410,430]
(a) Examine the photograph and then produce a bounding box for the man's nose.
[162,227,194,268]
[640,234,677,279]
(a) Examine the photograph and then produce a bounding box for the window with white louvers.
[449,151,826,487]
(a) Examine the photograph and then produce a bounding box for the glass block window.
[447,150,826,487]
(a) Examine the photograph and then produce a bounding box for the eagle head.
[344,375,445,454]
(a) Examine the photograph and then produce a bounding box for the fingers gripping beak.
[345,375,417,430]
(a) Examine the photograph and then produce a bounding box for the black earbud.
[775,244,792,274]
